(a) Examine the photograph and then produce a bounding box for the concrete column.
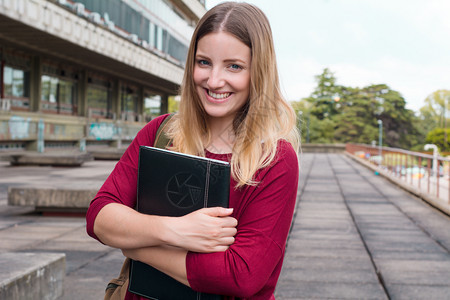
[78,70,88,116]
[137,87,144,121]
[161,94,169,115]
[27,119,44,152]
[29,56,42,112]
[112,80,121,120]
[111,80,122,148]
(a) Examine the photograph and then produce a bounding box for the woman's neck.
[206,117,235,154]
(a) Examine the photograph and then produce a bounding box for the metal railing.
[346,143,450,204]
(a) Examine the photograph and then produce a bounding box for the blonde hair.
[166,2,300,187]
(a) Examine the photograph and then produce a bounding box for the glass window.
[149,22,155,48]
[58,80,77,114]
[76,0,191,64]
[41,75,58,103]
[41,74,77,115]
[4,66,25,97]
[121,86,138,121]
[144,94,161,119]
[3,65,30,110]
[156,26,163,51]
[4,66,13,96]
[87,85,112,118]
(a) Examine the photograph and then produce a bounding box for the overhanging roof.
[0,0,185,95]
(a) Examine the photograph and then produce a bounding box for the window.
[144,94,161,120]
[2,65,30,110]
[121,85,138,121]
[87,75,113,119]
[41,75,77,115]
[156,26,163,51]
[77,0,190,64]
[87,86,112,118]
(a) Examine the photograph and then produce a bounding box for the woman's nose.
[207,67,225,89]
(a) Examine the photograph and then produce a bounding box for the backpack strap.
[153,113,175,149]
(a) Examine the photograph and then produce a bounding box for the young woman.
[86,2,300,299]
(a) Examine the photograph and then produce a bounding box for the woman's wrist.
[151,215,177,247]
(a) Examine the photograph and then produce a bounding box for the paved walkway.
[275,153,450,299]
[0,160,121,299]
[0,153,449,299]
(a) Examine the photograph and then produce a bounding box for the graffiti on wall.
[89,123,119,140]
[9,116,31,139]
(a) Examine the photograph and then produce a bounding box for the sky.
[205,0,450,112]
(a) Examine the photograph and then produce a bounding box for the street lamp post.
[377,119,383,163]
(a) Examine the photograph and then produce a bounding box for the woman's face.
[193,31,251,125]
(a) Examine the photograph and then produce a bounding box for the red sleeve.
[186,141,299,298]
[86,114,170,241]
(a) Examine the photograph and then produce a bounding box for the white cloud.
[278,55,321,101]
[278,53,447,111]
[342,22,369,43]
[325,56,448,111]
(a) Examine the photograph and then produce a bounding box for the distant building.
[0,0,205,151]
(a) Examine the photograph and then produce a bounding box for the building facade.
[0,0,205,151]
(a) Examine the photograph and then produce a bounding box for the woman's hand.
[164,207,237,253]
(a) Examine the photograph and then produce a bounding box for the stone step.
[88,147,125,160]
[0,252,66,300]
[8,186,99,212]
[6,152,93,166]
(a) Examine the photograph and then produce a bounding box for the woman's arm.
[94,203,237,251]
[122,246,190,286]
[186,142,299,297]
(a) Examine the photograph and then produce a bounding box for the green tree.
[421,90,450,127]
[364,84,420,149]
[168,95,180,113]
[418,90,450,146]
[426,128,450,152]
[301,69,420,149]
[334,87,378,143]
[306,68,342,121]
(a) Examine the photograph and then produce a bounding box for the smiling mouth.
[207,90,231,99]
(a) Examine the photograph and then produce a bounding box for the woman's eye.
[197,59,210,66]
[230,64,242,70]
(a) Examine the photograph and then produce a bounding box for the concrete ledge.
[88,147,126,160]
[6,152,93,166]
[8,187,98,212]
[0,252,66,300]
[346,152,450,216]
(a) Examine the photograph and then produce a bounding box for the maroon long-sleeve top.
[86,114,299,299]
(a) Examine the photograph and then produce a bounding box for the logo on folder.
[166,173,203,208]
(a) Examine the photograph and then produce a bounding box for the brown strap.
[154,113,175,149]
[104,258,130,300]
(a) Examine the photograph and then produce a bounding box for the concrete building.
[0,0,206,151]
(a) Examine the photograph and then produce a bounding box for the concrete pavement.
[275,153,450,299]
[0,160,121,299]
[1,153,450,299]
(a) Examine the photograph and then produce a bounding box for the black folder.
[128,146,230,299]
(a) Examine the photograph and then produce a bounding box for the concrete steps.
[0,252,66,300]
[3,160,115,213]
[7,152,93,167]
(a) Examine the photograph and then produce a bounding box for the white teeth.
[208,90,230,99]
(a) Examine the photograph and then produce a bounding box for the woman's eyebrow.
[195,53,210,59]
[195,53,249,65]
[224,58,248,65]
